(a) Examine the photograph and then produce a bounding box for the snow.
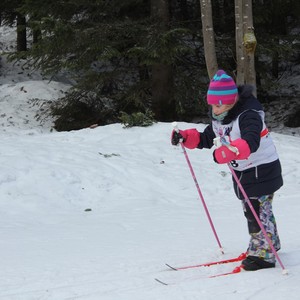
[1,25,300,300]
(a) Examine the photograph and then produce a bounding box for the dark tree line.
[0,0,299,131]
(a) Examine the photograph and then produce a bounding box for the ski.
[209,265,244,278]
[165,252,247,271]
[155,265,245,285]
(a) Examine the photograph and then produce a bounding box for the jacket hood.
[238,84,255,99]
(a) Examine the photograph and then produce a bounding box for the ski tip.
[165,263,178,271]
[155,278,168,286]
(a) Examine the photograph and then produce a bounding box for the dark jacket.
[197,85,283,199]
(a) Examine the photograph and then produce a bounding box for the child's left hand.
[213,138,251,164]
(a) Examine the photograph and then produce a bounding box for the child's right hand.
[171,129,200,149]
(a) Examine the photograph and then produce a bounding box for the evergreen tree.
[13,0,201,130]
[2,0,298,130]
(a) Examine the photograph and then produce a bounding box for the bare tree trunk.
[235,0,245,85]
[16,13,27,52]
[271,37,279,78]
[243,0,257,93]
[179,0,189,20]
[215,0,226,31]
[151,0,175,121]
[33,29,41,44]
[32,18,42,44]
[199,0,218,79]
[151,63,174,120]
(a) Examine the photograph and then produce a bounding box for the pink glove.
[171,129,200,149]
[213,138,251,164]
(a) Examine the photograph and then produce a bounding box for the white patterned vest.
[212,110,279,171]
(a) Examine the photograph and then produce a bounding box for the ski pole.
[214,137,288,274]
[172,122,224,254]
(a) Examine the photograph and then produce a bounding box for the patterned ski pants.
[242,194,281,263]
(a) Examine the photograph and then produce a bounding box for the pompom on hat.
[207,70,238,105]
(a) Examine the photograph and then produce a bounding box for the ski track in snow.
[0,123,299,300]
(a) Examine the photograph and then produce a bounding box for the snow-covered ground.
[1,25,300,300]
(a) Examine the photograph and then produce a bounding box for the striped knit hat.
[207,70,238,105]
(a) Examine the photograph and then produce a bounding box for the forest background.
[0,0,299,132]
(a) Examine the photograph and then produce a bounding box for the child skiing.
[171,70,283,271]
